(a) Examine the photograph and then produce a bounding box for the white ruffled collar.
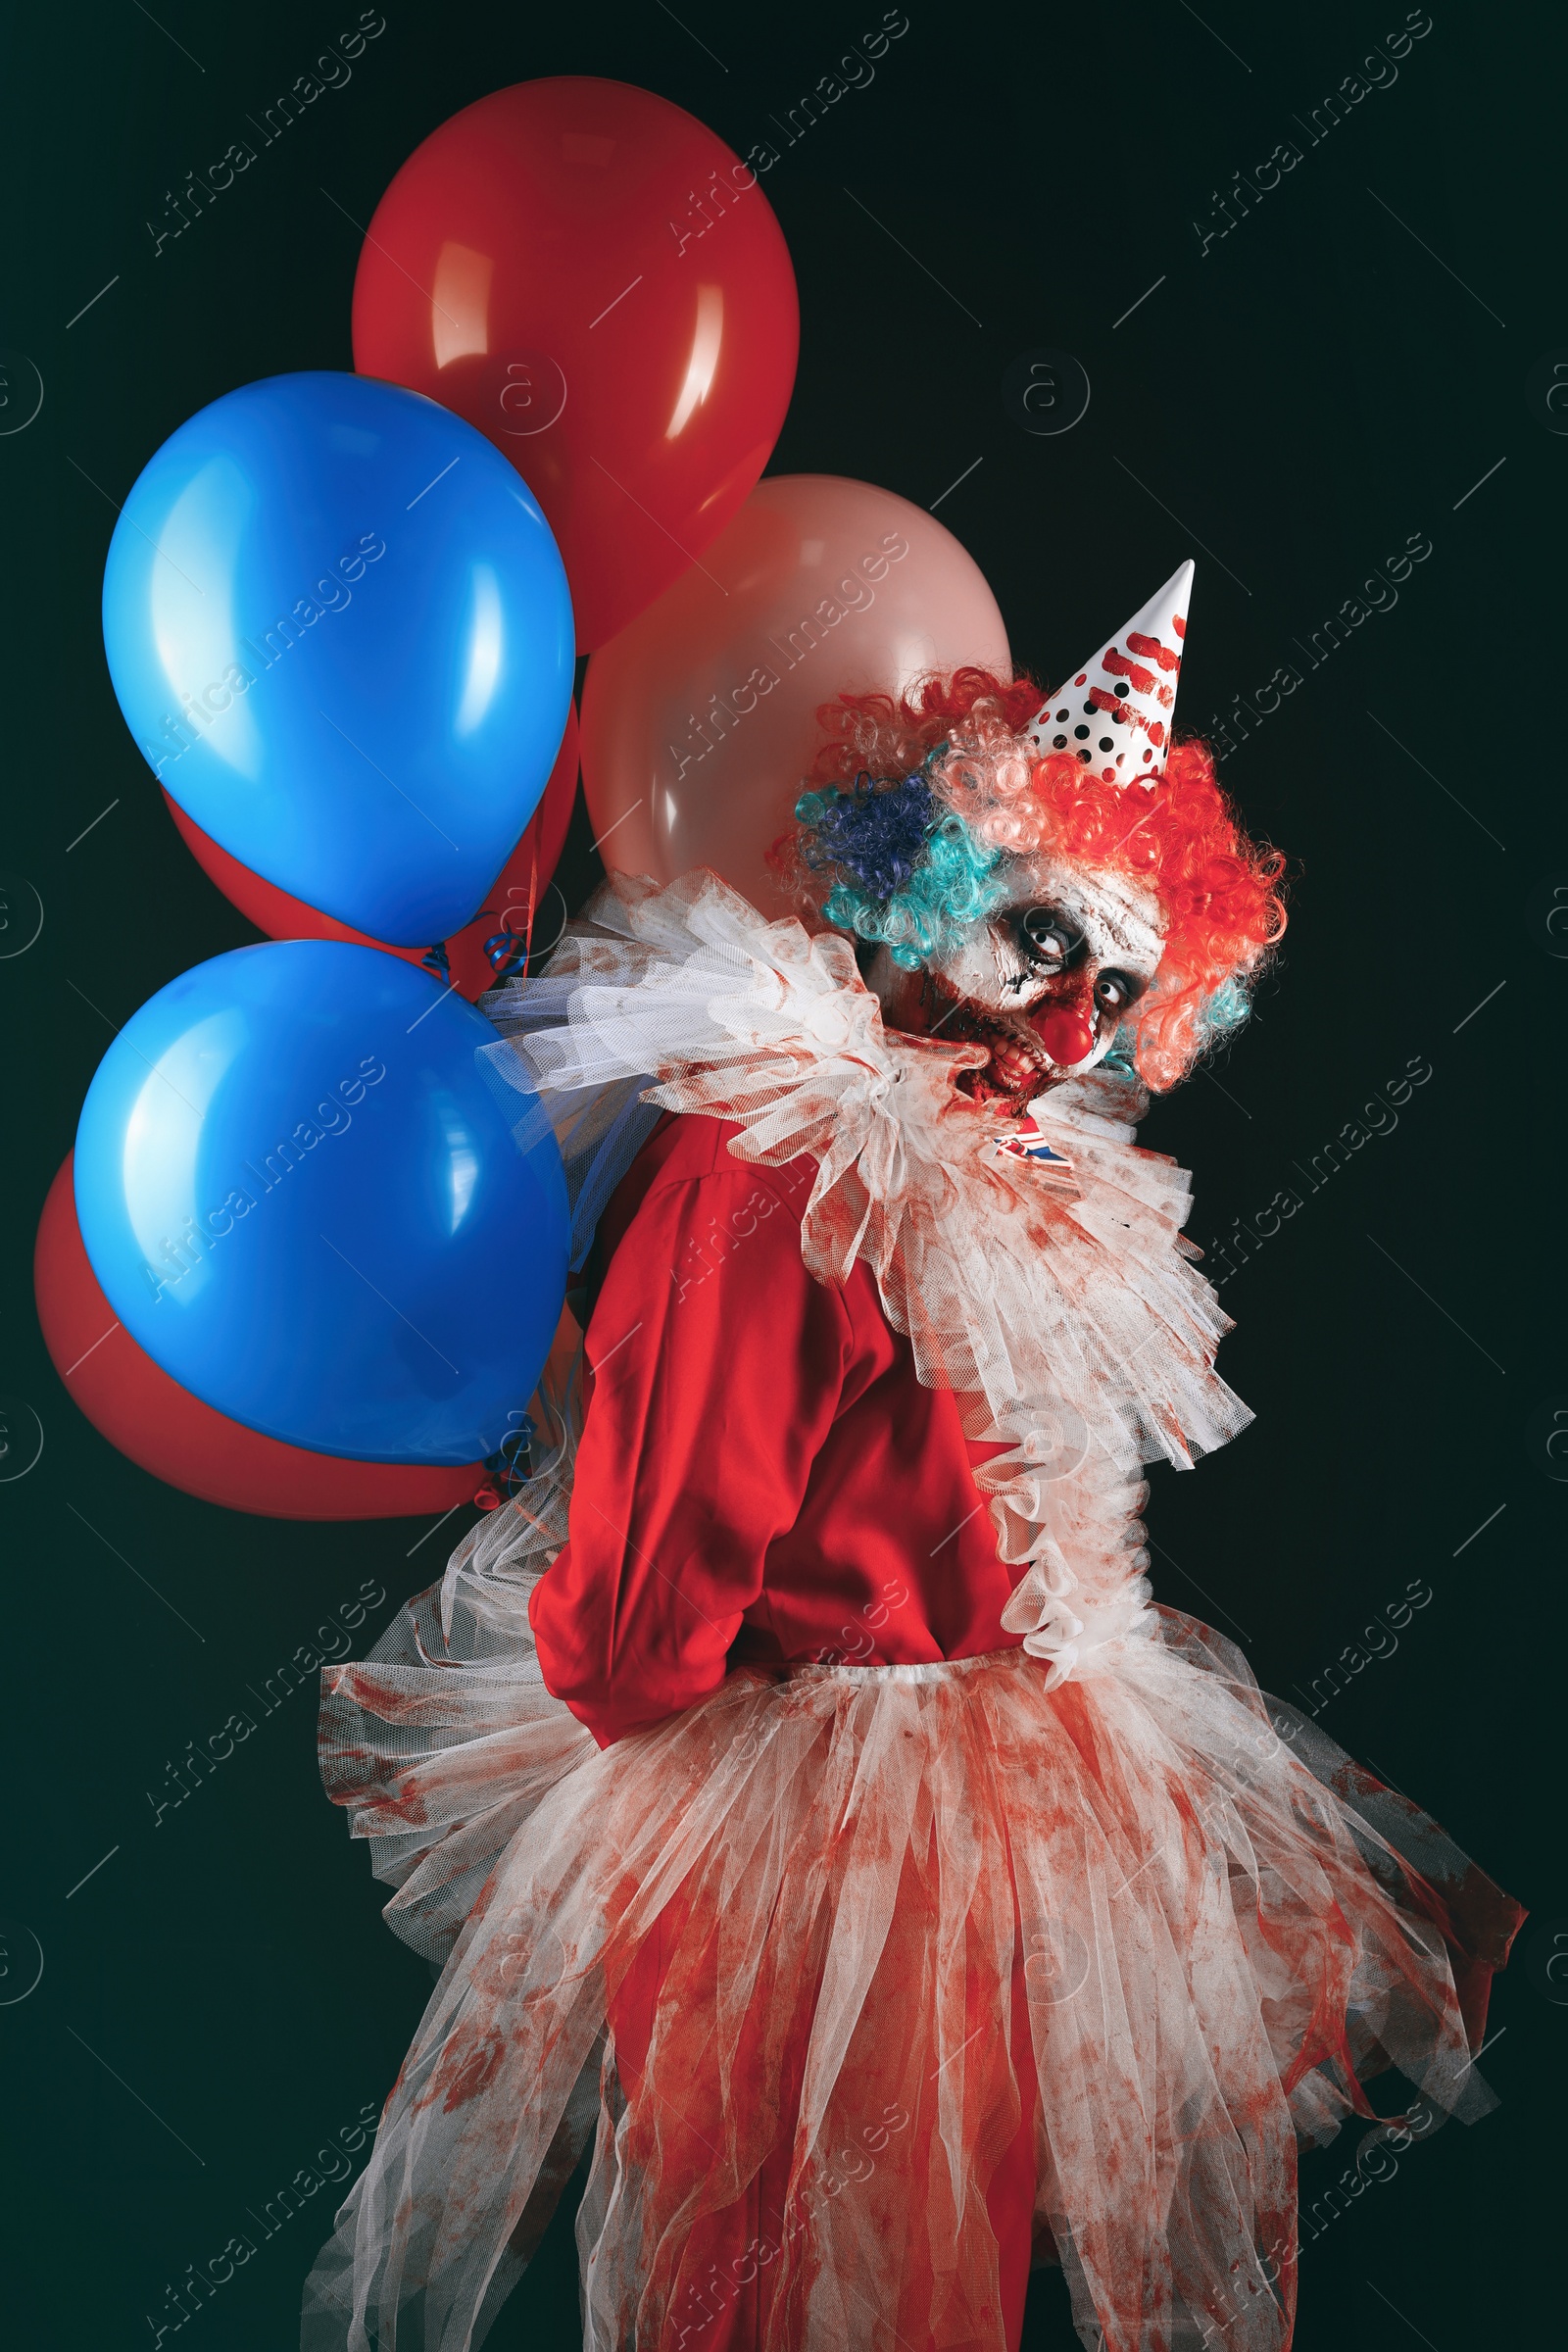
[484,872,1252,1687]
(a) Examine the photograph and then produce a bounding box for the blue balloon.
[74,942,569,1466]
[102,371,574,948]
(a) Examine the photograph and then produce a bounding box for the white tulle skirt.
[301,1586,1516,2352]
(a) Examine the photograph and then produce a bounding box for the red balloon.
[35,1157,485,1520]
[164,705,579,1000]
[351,77,799,651]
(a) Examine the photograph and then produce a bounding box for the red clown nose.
[1033,1006,1096,1066]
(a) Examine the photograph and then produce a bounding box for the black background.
[0,1,1561,2345]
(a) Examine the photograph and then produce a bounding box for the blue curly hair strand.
[794,761,1009,973]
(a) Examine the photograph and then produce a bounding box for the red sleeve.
[528,1141,851,1747]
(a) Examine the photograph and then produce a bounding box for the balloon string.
[523,834,540,970]
[480,824,542,983]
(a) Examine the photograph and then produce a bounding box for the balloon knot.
[483,922,529,980]
[483,1414,535,1497]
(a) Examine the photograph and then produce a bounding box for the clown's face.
[866,858,1165,1108]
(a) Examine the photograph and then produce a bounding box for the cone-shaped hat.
[1022,561,1194,785]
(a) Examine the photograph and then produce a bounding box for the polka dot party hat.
[1022,561,1194,786]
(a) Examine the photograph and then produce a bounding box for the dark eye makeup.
[1020,906,1082,967]
[1095,970,1145,1013]
[1012,906,1151,1020]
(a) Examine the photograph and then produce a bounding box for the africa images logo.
[140,1055,387,1304]
[142,532,387,781]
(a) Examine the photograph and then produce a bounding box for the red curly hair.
[802,667,1287,1091]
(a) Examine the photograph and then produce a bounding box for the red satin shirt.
[528,1112,1025,1748]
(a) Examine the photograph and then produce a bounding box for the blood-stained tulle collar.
[480,870,1252,1686]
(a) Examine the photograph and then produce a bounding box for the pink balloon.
[580,474,1011,913]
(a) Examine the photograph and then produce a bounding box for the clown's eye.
[1094,970,1139,1013]
[1021,907,1080,967]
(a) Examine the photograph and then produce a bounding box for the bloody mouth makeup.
[871,859,1165,1111]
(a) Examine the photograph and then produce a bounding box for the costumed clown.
[304,564,1520,2352]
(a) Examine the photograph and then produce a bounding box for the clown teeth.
[936,999,1060,1105]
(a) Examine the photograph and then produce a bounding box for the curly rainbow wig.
[783,667,1288,1091]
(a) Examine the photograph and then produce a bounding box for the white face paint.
[870,856,1166,1108]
